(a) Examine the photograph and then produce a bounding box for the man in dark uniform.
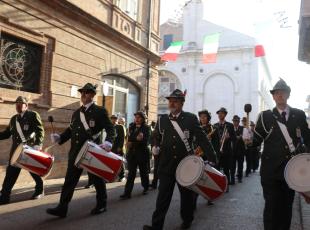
[110,114,126,182]
[143,89,216,230]
[253,79,310,230]
[46,83,115,217]
[120,111,150,199]
[213,108,235,189]
[231,115,245,183]
[0,96,45,204]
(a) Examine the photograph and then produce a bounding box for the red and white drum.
[176,155,228,201]
[11,144,54,177]
[284,153,310,200]
[75,141,123,182]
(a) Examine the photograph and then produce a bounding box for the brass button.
[173,146,176,149]
[173,136,176,138]
[285,146,288,149]
[76,133,78,136]
[173,156,177,159]
[76,141,79,143]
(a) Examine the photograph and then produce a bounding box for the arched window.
[102,75,140,126]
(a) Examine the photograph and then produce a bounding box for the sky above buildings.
[160,0,310,110]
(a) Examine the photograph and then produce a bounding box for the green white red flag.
[203,33,220,63]
[161,41,184,61]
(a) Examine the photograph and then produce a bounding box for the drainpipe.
[145,0,152,117]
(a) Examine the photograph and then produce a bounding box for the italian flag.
[203,33,220,63]
[161,41,184,61]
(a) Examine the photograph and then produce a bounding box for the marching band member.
[110,114,126,182]
[46,83,115,217]
[0,96,45,204]
[253,79,310,230]
[242,117,253,177]
[213,107,235,190]
[120,111,150,199]
[143,89,216,230]
[231,115,245,183]
[249,121,260,172]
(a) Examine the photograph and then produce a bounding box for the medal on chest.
[89,119,95,128]
[23,124,29,131]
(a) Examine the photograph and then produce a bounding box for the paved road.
[0,172,302,230]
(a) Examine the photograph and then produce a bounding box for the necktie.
[281,111,287,124]
[81,106,86,113]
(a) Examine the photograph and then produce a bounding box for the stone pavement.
[300,195,310,230]
[0,172,304,230]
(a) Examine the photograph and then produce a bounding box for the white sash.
[276,121,296,153]
[170,120,192,153]
[79,112,100,140]
[15,118,26,143]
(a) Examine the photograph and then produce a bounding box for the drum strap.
[79,112,101,140]
[170,120,192,153]
[15,119,27,143]
[276,121,296,153]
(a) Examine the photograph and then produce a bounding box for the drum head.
[10,144,24,165]
[285,153,310,192]
[75,141,90,166]
[176,155,204,187]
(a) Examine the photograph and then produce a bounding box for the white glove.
[152,146,160,156]
[50,133,60,144]
[33,145,42,151]
[100,141,112,152]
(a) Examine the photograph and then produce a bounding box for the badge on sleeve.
[89,119,95,128]
[184,129,190,139]
[23,124,29,131]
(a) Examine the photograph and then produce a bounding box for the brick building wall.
[0,0,160,183]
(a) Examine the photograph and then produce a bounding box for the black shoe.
[181,222,192,229]
[143,225,153,230]
[238,179,242,183]
[0,195,10,205]
[207,201,214,206]
[120,194,131,200]
[31,191,44,200]
[142,189,148,195]
[90,206,107,215]
[84,184,94,189]
[46,205,68,218]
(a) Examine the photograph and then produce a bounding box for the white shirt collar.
[277,106,289,119]
[83,101,94,111]
[170,111,181,118]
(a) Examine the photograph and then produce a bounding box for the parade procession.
[0,0,310,230]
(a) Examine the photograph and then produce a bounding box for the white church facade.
[158,0,274,122]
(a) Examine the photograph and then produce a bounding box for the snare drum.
[75,141,123,182]
[284,153,310,199]
[10,144,54,177]
[176,155,227,201]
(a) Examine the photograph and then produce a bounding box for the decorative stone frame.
[0,15,55,108]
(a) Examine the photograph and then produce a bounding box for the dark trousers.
[252,150,260,171]
[231,154,244,181]
[219,153,232,184]
[261,179,295,230]
[124,155,149,195]
[151,155,159,187]
[151,175,195,230]
[59,159,107,207]
[1,165,43,197]
[245,148,253,175]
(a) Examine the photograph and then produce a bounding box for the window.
[163,34,173,50]
[0,33,43,93]
[115,0,138,20]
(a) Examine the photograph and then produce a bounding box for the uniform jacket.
[0,110,44,158]
[59,103,115,161]
[254,107,310,181]
[153,111,217,176]
[213,121,236,156]
[112,124,125,154]
[232,125,245,156]
[126,122,150,160]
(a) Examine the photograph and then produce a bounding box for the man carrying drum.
[0,96,44,205]
[253,79,310,230]
[143,89,216,230]
[46,83,115,217]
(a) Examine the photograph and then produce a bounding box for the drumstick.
[48,116,55,133]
